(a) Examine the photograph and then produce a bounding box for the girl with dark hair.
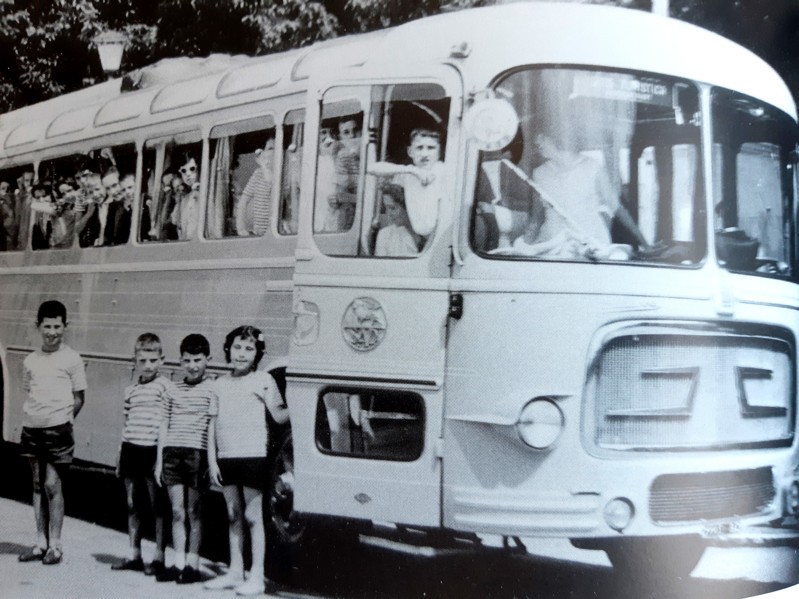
[206,326,288,596]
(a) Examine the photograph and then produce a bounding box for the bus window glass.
[207,119,276,239]
[278,110,304,235]
[0,165,34,251]
[316,84,450,258]
[37,143,136,249]
[712,89,798,278]
[144,137,202,242]
[314,93,364,236]
[472,68,703,265]
[316,389,424,461]
[139,147,158,242]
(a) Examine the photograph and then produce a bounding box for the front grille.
[649,468,774,523]
[591,325,794,450]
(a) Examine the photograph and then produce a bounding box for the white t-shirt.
[213,370,278,459]
[393,161,445,237]
[22,344,87,428]
[375,224,418,257]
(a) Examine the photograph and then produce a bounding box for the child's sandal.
[18,546,45,562]
[42,547,63,565]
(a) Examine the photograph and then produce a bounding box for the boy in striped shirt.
[112,333,170,575]
[154,333,218,584]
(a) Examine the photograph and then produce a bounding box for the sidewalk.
[0,496,286,599]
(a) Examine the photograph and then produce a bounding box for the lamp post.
[93,30,128,78]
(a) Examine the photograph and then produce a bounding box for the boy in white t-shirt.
[368,127,445,245]
[18,300,86,566]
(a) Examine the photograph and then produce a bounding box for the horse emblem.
[342,297,387,351]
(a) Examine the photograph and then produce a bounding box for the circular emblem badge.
[342,297,387,352]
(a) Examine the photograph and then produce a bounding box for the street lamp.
[93,30,128,77]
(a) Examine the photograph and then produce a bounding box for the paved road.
[2,493,798,599]
[1,440,798,599]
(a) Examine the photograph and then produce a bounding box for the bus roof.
[0,2,793,159]
[370,2,795,119]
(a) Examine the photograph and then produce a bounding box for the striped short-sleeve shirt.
[121,375,171,447]
[162,377,218,451]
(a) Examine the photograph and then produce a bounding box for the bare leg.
[221,485,245,575]
[185,487,202,570]
[242,487,265,582]
[43,463,65,549]
[167,485,187,569]
[123,478,143,559]
[145,477,166,562]
[28,459,48,550]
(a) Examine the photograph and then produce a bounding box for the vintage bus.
[0,2,797,577]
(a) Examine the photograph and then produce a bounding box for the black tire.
[265,429,305,580]
[264,429,363,582]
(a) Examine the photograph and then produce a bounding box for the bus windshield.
[472,67,704,265]
[712,89,798,279]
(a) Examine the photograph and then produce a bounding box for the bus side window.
[36,144,137,250]
[278,110,304,236]
[144,137,202,242]
[0,165,33,251]
[206,118,276,239]
[365,90,450,258]
[316,389,424,461]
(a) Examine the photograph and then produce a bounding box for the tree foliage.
[0,0,797,113]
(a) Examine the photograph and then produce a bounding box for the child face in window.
[319,127,338,155]
[383,193,408,227]
[179,158,198,188]
[255,138,275,170]
[338,119,360,142]
[102,171,121,203]
[407,133,440,169]
[0,181,9,196]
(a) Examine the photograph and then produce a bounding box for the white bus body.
[0,3,796,574]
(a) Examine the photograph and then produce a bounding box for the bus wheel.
[266,429,306,579]
[603,535,704,582]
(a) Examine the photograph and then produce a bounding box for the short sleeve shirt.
[22,344,87,429]
[213,370,277,459]
[122,375,171,447]
[162,377,218,451]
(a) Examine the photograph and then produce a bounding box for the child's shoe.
[155,565,181,582]
[204,570,245,590]
[235,576,266,596]
[111,557,144,571]
[42,547,63,565]
[144,560,165,576]
[18,546,46,562]
[177,565,202,584]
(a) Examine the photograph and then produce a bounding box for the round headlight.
[516,398,564,449]
[604,497,635,532]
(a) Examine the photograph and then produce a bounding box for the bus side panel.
[289,284,448,527]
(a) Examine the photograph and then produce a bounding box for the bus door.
[288,72,460,527]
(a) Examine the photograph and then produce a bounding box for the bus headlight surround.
[516,398,564,449]
[604,497,635,532]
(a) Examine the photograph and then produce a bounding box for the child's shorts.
[118,442,157,479]
[217,457,268,490]
[20,423,74,465]
[162,446,207,489]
